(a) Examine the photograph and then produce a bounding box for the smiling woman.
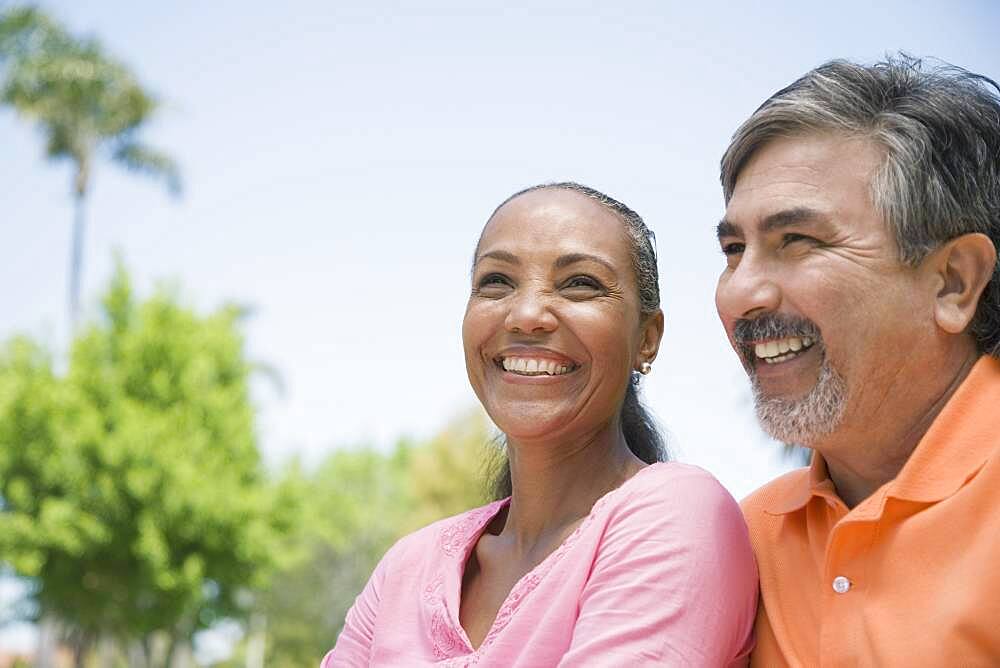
[322,183,758,667]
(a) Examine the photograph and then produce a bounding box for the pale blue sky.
[2,0,998,656]
[3,0,998,478]
[3,0,999,492]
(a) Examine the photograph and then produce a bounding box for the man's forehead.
[723,134,883,229]
[739,133,881,184]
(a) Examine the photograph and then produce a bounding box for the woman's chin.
[488,405,575,443]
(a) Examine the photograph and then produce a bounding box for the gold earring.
[639,362,652,375]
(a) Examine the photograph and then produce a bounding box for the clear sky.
[0,0,1000,496]
[4,0,1000,490]
[1,0,998,651]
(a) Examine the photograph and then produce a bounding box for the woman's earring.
[639,362,652,375]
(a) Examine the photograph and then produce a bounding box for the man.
[715,55,1000,665]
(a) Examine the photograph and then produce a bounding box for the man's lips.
[750,335,816,365]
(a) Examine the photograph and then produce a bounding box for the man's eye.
[721,242,745,256]
[781,233,815,247]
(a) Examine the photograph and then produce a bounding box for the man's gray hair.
[720,54,1000,357]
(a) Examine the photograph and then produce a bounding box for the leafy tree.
[236,410,494,668]
[401,409,493,532]
[251,447,410,668]
[0,263,296,667]
[0,5,180,327]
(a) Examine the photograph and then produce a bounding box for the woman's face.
[462,188,662,443]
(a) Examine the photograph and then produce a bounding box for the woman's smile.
[495,346,581,380]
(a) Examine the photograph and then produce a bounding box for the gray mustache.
[733,314,821,345]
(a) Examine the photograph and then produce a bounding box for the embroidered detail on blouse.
[427,489,626,663]
[439,502,505,558]
[425,578,469,660]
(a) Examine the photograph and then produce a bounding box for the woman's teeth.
[754,336,815,364]
[501,357,574,376]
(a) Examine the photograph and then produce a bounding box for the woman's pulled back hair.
[478,182,668,500]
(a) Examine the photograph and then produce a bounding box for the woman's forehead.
[480,189,631,258]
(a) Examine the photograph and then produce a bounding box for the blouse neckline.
[429,462,667,662]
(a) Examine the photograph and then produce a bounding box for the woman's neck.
[501,424,646,548]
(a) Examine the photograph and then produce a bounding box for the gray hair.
[720,54,1000,357]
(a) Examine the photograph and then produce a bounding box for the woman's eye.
[562,276,604,293]
[480,274,508,286]
[474,273,513,294]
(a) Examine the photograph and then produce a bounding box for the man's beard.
[734,314,848,447]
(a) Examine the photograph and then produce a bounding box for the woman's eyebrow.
[554,253,616,273]
[475,250,520,266]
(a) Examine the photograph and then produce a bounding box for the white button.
[832,576,851,594]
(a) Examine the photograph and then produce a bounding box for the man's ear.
[637,309,665,367]
[928,233,997,334]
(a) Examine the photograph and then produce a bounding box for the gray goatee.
[734,314,847,447]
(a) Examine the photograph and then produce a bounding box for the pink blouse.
[323,463,757,667]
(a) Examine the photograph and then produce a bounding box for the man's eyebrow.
[717,207,830,239]
[474,250,520,266]
[554,252,616,273]
[717,219,740,239]
[759,207,829,233]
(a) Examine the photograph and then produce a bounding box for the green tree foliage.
[236,410,494,668]
[255,447,410,668]
[402,410,493,532]
[0,264,296,666]
[0,5,180,327]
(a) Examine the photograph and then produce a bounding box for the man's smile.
[754,336,816,365]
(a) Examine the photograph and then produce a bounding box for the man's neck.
[820,349,980,509]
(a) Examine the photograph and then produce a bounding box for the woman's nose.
[504,287,558,334]
[715,253,782,321]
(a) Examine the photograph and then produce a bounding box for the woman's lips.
[493,347,580,378]
[498,356,578,376]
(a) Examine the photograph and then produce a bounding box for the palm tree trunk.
[35,614,58,668]
[69,187,86,330]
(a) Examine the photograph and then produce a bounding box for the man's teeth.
[754,336,814,364]
[501,357,573,376]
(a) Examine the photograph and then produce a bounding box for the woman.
[323,183,757,666]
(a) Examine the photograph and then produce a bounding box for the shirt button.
[832,576,851,594]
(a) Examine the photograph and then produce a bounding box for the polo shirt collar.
[885,354,1000,503]
[764,354,1000,515]
[764,451,837,515]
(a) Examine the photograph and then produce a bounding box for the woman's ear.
[928,233,997,335]
[637,309,665,367]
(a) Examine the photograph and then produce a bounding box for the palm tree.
[0,5,180,329]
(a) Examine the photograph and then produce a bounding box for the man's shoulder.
[740,466,810,526]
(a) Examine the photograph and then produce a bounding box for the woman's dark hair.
[478,182,668,500]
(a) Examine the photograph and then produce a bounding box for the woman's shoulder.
[621,461,735,502]
[601,461,746,535]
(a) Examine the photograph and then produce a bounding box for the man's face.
[715,133,937,447]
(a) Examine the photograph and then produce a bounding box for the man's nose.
[716,253,782,321]
[505,286,558,334]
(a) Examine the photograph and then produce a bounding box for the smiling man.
[715,55,1000,665]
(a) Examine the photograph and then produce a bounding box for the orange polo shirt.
[742,354,1000,667]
